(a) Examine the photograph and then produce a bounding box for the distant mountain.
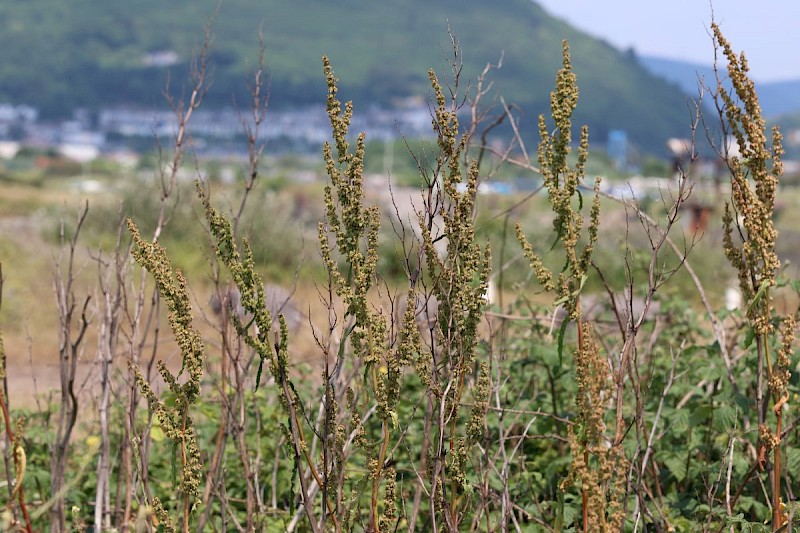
[771,112,800,159]
[637,56,717,96]
[0,0,696,153]
[640,55,800,118]
[758,82,800,118]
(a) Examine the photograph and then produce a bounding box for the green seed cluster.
[715,24,783,334]
[714,24,793,526]
[127,221,205,511]
[516,41,600,322]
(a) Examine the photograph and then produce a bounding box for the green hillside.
[0,0,692,152]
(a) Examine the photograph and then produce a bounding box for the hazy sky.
[534,1,800,82]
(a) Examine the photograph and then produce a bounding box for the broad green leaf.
[556,317,568,366]
[713,404,737,431]
[670,407,690,433]
[733,452,750,477]
[743,327,756,349]
[786,446,800,478]
[746,279,770,315]
[554,491,564,532]
[150,425,165,443]
[662,455,687,483]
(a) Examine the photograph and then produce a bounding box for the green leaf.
[550,220,565,252]
[746,279,770,315]
[786,446,800,478]
[670,407,690,433]
[561,497,579,527]
[576,273,588,297]
[150,425,165,443]
[699,362,724,382]
[254,355,266,391]
[743,328,756,349]
[690,404,713,425]
[171,440,179,486]
[663,455,687,482]
[733,452,750,476]
[556,316,568,367]
[554,491,564,532]
[539,344,560,368]
[713,404,737,430]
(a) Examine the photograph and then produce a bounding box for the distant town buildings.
[2,99,800,188]
[0,100,436,162]
[141,50,180,68]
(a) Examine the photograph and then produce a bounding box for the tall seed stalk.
[516,41,626,531]
[317,55,396,532]
[419,67,492,532]
[313,53,493,531]
[127,221,206,532]
[198,181,327,531]
[713,24,791,530]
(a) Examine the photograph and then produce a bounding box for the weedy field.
[2,26,800,533]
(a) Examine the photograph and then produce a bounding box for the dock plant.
[515,41,625,531]
[127,221,206,531]
[714,23,792,530]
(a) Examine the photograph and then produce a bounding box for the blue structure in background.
[607,129,628,170]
